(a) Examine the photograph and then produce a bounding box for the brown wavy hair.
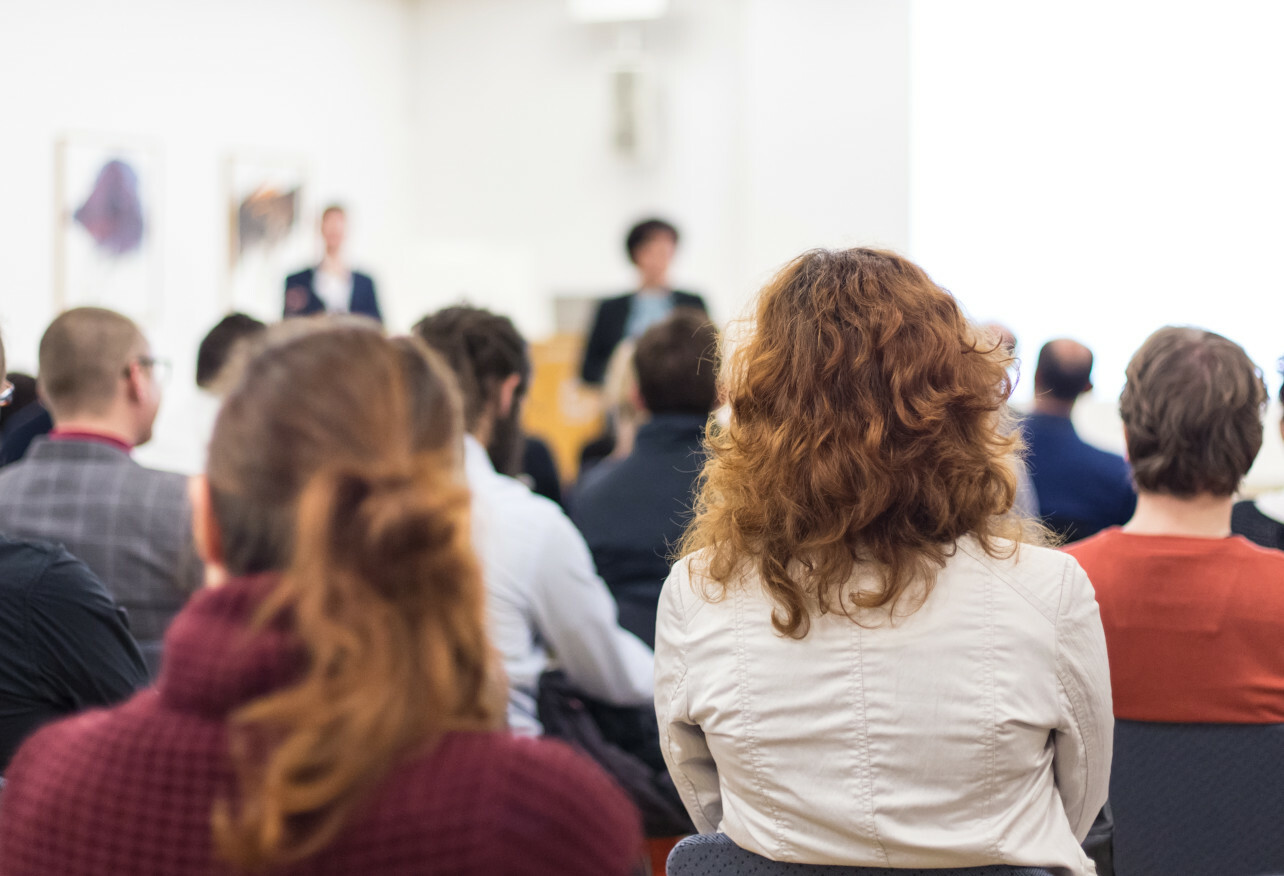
[680,248,1029,637]
[1119,326,1267,497]
[205,321,497,868]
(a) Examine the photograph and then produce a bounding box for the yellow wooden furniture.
[523,333,605,484]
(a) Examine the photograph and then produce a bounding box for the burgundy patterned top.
[0,575,642,875]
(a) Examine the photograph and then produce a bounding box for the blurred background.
[2,0,1281,484]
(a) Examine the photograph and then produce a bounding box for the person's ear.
[124,361,146,403]
[188,475,228,587]
[628,383,648,416]
[496,373,523,419]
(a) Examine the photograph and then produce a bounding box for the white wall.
[2,0,420,366]
[407,0,911,336]
[2,0,912,471]
[1,0,418,468]
[738,1,910,283]
[910,0,1284,487]
[6,0,1279,487]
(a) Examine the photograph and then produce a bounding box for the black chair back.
[667,834,1056,876]
[1111,719,1284,875]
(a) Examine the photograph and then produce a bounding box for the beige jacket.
[655,538,1111,876]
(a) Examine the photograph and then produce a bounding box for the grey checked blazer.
[0,439,201,655]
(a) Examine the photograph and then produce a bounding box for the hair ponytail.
[207,326,495,869]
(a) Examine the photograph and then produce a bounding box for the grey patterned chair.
[1110,720,1284,876]
[667,834,1057,876]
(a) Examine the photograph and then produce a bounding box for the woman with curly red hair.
[656,248,1111,874]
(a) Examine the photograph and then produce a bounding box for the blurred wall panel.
[407,0,911,336]
[0,0,418,471]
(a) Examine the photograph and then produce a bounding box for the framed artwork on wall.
[54,137,162,323]
[224,154,309,320]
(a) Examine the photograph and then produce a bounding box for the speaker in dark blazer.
[283,268,382,323]
[580,290,705,385]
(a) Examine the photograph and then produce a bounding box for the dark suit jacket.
[521,436,563,507]
[284,267,382,323]
[1019,412,1136,543]
[0,439,202,667]
[1233,500,1284,551]
[0,403,52,467]
[571,413,708,647]
[580,290,706,385]
[0,535,147,771]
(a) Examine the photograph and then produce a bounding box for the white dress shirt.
[463,435,654,734]
[314,266,353,313]
[656,537,1112,876]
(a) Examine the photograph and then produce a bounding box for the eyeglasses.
[0,381,12,408]
[124,355,171,385]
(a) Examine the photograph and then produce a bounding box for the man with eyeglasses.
[0,307,202,674]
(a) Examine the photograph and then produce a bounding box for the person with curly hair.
[655,248,1112,874]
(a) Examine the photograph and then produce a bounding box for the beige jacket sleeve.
[1053,559,1115,841]
[654,559,723,833]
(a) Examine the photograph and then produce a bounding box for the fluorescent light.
[567,0,668,23]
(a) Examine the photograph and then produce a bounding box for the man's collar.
[463,434,496,479]
[49,427,133,454]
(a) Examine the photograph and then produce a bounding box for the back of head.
[411,306,529,433]
[196,313,267,390]
[683,248,1022,637]
[1034,339,1094,402]
[206,321,493,867]
[1120,326,1266,497]
[634,308,719,416]
[39,307,145,420]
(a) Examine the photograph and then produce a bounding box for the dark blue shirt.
[1020,412,1136,542]
[572,413,708,648]
[0,535,148,771]
[1232,499,1284,552]
[0,403,52,467]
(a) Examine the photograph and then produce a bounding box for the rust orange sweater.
[1067,529,1284,723]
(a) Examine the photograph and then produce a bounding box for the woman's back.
[657,539,1108,873]
[0,572,642,873]
[659,248,1113,875]
[0,575,641,876]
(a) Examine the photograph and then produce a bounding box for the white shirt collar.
[463,434,496,483]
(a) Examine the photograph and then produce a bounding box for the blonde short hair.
[38,308,146,419]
